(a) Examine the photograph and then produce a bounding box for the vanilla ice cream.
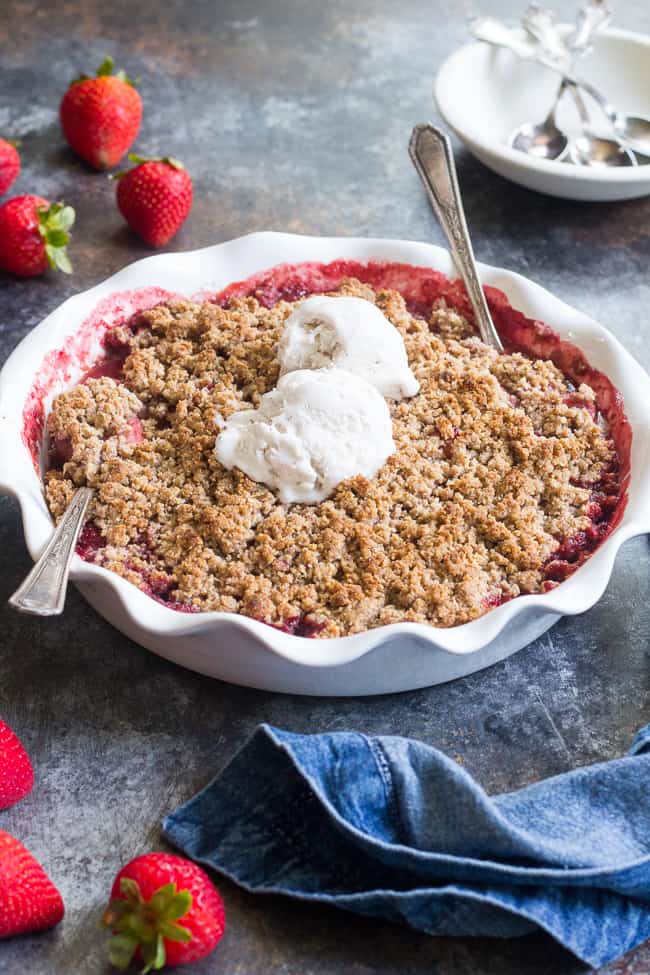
[278,296,420,400]
[215,368,395,503]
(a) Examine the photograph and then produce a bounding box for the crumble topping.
[45,278,616,636]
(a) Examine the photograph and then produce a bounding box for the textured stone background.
[1,1,649,973]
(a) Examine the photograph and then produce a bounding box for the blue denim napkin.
[163,723,650,967]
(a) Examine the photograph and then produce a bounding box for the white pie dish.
[1,232,649,696]
[434,27,650,201]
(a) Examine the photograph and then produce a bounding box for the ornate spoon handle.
[409,124,503,352]
[569,0,611,57]
[9,487,94,616]
[470,19,617,123]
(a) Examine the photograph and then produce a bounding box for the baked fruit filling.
[43,269,623,638]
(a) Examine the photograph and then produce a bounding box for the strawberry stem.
[36,202,75,274]
[126,153,185,170]
[102,878,193,973]
[108,933,139,970]
[97,56,115,76]
[72,56,137,87]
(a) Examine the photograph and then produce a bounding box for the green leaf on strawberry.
[72,56,137,88]
[108,933,139,970]
[103,877,193,973]
[127,153,185,171]
[36,202,75,274]
[97,56,115,77]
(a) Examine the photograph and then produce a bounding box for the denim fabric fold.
[163,723,650,967]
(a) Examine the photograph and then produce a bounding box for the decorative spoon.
[521,4,573,66]
[8,486,94,615]
[565,0,611,59]
[565,81,637,167]
[509,84,636,167]
[408,124,503,352]
[471,15,650,162]
[509,2,608,162]
[508,83,569,160]
[577,80,650,159]
[522,3,648,160]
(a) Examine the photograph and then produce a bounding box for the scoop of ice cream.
[277,296,420,400]
[215,368,395,503]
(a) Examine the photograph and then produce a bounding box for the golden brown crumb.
[45,281,615,636]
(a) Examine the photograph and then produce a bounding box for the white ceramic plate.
[435,27,650,201]
[1,233,649,696]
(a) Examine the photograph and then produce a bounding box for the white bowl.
[1,233,649,696]
[435,27,650,201]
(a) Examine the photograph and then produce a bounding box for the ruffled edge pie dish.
[1,233,649,695]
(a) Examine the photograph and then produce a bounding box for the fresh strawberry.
[60,57,142,170]
[0,196,75,277]
[0,831,64,938]
[0,720,33,810]
[115,155,192,247]
[102,853,225,971]
[0,139,20,196]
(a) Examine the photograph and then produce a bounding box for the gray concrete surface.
[1,1,649,972]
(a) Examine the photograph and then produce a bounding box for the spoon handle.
[566,81,592,128]
[408,124,503,352]
[471,24,618,126]
[470,29,644,153]
[9,486,93,616]
[469,17,557,69]
[569,0,611,56]
[522,5,569,65]
[575,79,619,126]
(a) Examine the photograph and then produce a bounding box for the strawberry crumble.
[43,271,623,638]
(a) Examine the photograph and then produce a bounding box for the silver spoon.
[511,79,636,166]
[472,16,650,163]
[409,124,503,352]
[522,4,572,66]
[578,79,650,159]
[507,4,628,165]
[508,83,569,160]
[9,486,93,615]
[509,83,636,167]
[523,0,650,160]
[566,81,637,167]
[508,1,590,163]
[566,0,611,60]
